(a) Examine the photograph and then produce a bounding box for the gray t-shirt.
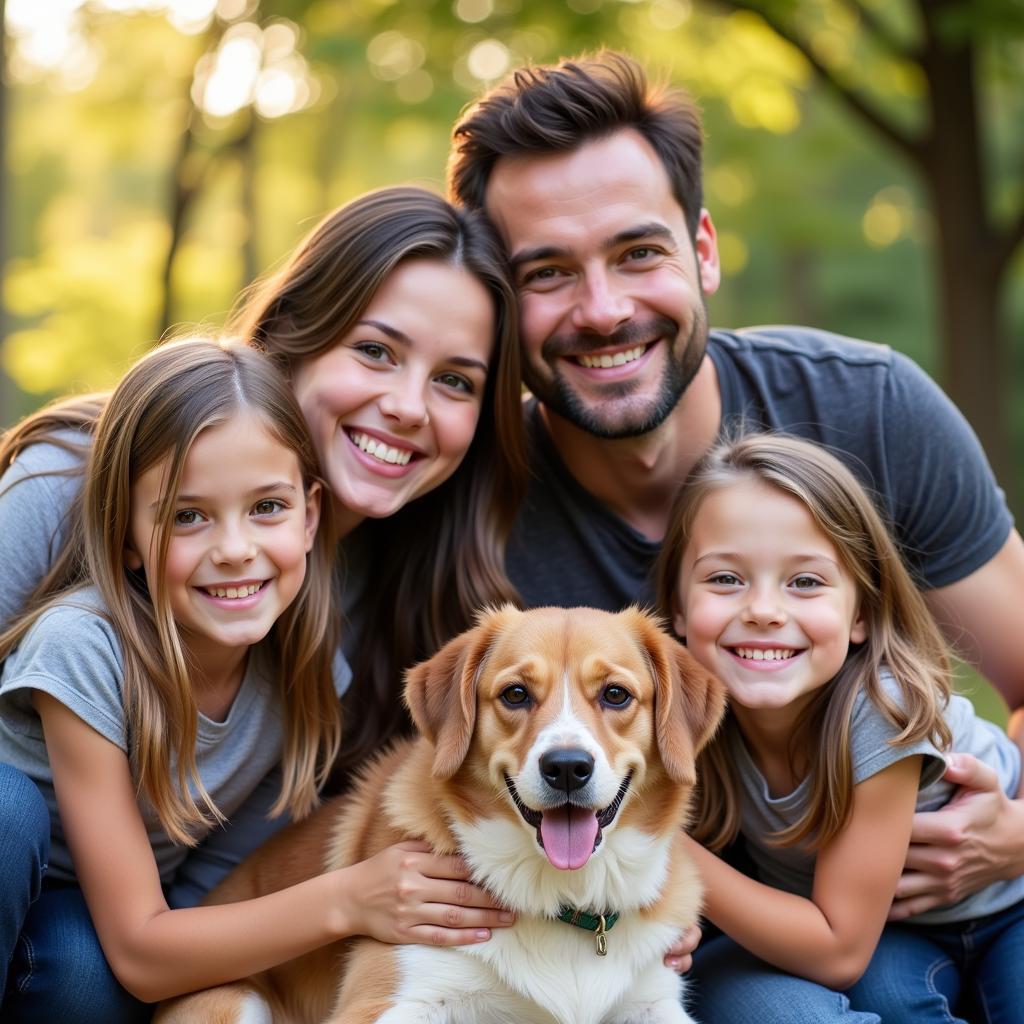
[507,326,1013,610]
[732,671,1024,925]
[0,588,295,884]
[0,429,86,628]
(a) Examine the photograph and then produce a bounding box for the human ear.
[124,542,143,571]
[850,607,868,645]
[694,208,721,297]
[672,606,687,641]
[303,481,322,553]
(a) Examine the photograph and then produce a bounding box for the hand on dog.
[663,923,701,973]
[342,840,515,946]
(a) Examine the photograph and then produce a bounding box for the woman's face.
[292,258,494,535]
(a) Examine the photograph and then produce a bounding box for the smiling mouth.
[200,581,268,600]
[574,344,649,369]
[504,772,633,871]
[729,647,802,662]
[346,430,415,466]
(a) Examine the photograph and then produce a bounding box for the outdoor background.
[2,0,1022,718]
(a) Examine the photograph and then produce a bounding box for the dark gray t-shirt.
[507,326,1012,610]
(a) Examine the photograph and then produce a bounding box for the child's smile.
[675,478,866,721]
[125,411,320,682]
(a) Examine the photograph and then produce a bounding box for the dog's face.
[405,606,725,873]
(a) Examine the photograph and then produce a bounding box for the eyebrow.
[150,482,299,510]
[358,319,489,374]
[692,552,842,570]
[510,221,677,270]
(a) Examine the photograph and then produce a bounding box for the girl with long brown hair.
[656,433,1024,1023]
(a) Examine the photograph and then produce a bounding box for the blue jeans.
[847,900,1024,1024]
[0,763,48,999]
[1,762,288,1020]
[690,934,881,1024]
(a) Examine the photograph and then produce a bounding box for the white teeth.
[577,345,646,369]
[205,583,261,599]
[734,647,795,662]
[349,431,413,466]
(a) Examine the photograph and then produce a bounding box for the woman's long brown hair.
[228,186,526,779]
[0,339,342,842]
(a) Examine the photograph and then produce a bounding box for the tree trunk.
[919,0,1013,500]
[158,111,201,340]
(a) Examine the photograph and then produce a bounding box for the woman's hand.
[340,840,515,946]
[664,923,701,973]
[890,753,1024,921]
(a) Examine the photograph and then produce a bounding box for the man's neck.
[540,355,722,542]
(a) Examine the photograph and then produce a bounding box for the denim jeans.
[689,933,881,1024]
[847,900,1024,1024]
[1,762,288,1020]
[0,763,48,999]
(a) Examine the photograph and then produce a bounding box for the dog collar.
[555,907,620,956]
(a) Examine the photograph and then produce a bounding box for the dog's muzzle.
[505,769,633,871]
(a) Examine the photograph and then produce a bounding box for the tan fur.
[155,606,725,1024]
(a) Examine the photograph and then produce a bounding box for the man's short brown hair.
[447,51,705,239]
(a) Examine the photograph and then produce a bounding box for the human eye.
[624,245,660,262]
[434,371,474,394]
[707,572,742,587]
[521,265,566,289]
[252,498,286,518]
[354,341,392,363]
[790,574,823,592]
[173,508,205,527]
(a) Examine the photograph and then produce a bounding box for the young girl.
[655,433,1024,1024]
[0,337,511,1021]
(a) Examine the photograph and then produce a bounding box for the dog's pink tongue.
[540,805,599,870]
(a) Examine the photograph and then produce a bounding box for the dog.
[155,605,725,1024]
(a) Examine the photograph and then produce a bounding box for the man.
[447,50,1024,989]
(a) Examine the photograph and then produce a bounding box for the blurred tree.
[703,0,1024,503]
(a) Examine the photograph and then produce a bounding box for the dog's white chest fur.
[377,820,698,1024]
[387,914,692,1024]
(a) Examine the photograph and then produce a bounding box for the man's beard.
[523,312,708,439]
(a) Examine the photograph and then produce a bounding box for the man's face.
[485,128,720,439]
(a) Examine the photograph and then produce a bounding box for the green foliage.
[2,0,1021,453]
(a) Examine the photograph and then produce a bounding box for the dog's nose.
[540,748,594,794]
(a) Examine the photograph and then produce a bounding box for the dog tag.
[595,915,608,956]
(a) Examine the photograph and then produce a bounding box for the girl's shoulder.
[6,588,121,675]
[851,669,946,787]
[0,426,91,484]
[0,588,128,749]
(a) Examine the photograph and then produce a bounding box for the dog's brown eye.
[601,685,632,708]
[501,684,531,707]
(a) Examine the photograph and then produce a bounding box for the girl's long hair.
[228,186,527,778]
[0,338,342,843]
[655,433,952,852]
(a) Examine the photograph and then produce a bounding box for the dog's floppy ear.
[628,607,727,786]
[404,605,516,779]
